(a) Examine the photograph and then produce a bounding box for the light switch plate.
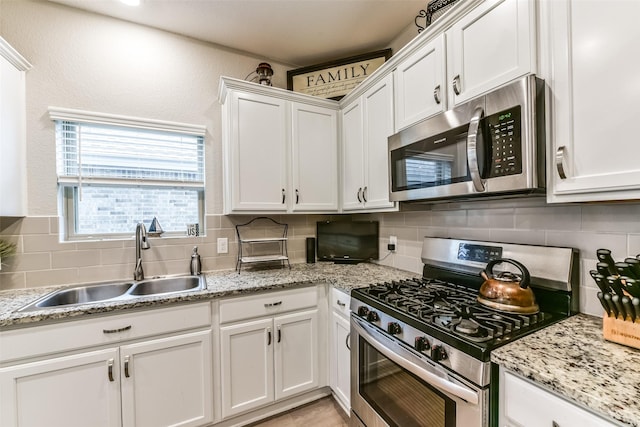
[217,237,228,254]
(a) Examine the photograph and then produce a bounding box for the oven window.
[391,124,471,192]
[359,339,456,427]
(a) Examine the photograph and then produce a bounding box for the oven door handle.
[467,106,486,193]
[353,318,479,405]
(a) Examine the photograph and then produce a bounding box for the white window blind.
[50,107,206,240]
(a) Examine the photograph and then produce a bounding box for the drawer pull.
[555,146,568,179]
[337,300,346,307]
[552,422,560,427]
[433,85,441,104]
[264,301,282,308]
[452,74,461,95]
[124,355,131,378]
[346,332,351,351]
[277,325,282,343]
[103,325,132,334]
[107,359,114,382]
[267,328,272,346]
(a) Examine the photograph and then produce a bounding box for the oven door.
[350,315,488,427]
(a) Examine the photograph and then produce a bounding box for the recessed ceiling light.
[120,0,141,6]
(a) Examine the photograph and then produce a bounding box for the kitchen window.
[50,108,206,241]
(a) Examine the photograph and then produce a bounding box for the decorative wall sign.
[287,49,391,100]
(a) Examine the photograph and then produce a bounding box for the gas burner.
[455,318,480,335]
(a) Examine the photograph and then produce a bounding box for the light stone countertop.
[0,262,419,329]
[492,314,640,427]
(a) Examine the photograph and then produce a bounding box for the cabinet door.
[120,330,213,427]
[447,0,535,105]
[0,40,29,217]
[220,318,274,418]
[341,99,365,211]
[501,371,617,427]
[0,348,121,427]
[274,309,319,400]
[543,0,640,202]
[330,311,351,412]
[362,74,395,210]
[394,34,446,131]
[291,103,338,212]
[228,91,288,211]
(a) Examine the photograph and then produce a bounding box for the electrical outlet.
[217,237,228,254]
[389,236,397,245]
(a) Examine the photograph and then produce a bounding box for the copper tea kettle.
[478,258,539,314]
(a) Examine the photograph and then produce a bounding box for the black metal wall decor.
[415,0,463,33]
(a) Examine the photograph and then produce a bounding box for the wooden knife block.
[603,315,640,350]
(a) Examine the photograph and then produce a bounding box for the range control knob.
[367,311,379,322]
[430,345,448,362]
[357,306,369,317]
[387,322,402,335]
[414,336,430,352]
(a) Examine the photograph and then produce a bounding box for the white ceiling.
[48,0,426,66]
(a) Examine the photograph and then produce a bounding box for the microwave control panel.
[486,106,522,177]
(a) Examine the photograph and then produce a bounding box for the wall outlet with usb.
[388,235,397,251]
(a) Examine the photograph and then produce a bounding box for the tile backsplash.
[3,197,640,317]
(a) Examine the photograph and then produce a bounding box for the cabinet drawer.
[0,302,211,364]
[331,287,351,318]
[219,286,318,324]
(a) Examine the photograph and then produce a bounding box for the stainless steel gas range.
[350,237,579,427]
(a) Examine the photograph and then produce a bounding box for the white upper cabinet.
[0,37,31,217]
[542,0,640,203]
[220,77,339,214]
[341,74,396,212]
[446,0,536,106]
[393,34,446,131]
[291,102,338,211]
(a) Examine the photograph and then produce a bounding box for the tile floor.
[247,396,349,427]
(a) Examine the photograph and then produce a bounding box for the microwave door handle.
[467,106,486,192]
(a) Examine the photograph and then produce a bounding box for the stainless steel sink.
[129,276,201,296]
[18,275,205,312]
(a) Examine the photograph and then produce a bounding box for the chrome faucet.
[134,222,150,281]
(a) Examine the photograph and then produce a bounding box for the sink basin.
[129,276,201,296]
[34,282,133,308]
[18,275,205,312]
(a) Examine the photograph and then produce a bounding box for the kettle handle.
[483,258,531,289]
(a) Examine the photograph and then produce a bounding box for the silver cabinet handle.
[281,188,286,204]
[467,106,486,192]
[556,146,567,179]
[452,75,461,95]
[337,300,346,307]
[295,189,299,204]
[552,422,560,427]
[277,325,282,343]
[433,85,441,104]
[107,358,114,382]
[362,186,368,203]
[357,187,362,203]
[267,327,272,346]
[264,301,282,307]
[346,332,351,351]
[124,355,131,378]
[103,325,131,334]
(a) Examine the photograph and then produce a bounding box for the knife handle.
[604,293,618,318]
[624,258,640,277]
[606,276,625,297]
[596,262,613,277]
[589,271,610,294]
[622,296,635,322]
[615,262,637,279]
[633,298,640,323]
[623,278,640,298]
[597,249,618,275]
[597,292,611,317]
[612,295,626,320]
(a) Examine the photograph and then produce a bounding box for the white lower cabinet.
[500,369,618,427]
[329,288,351,414]
[0,303,213,427]
[218,286,322,420]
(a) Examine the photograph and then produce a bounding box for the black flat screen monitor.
[316,221,379,264]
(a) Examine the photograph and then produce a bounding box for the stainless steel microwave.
[388,75,545,203]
